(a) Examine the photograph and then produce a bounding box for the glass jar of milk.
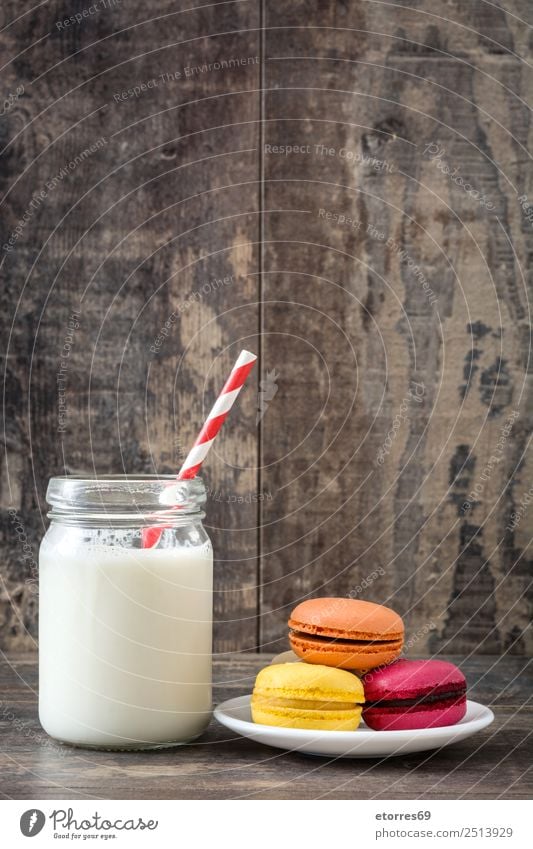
[39,475,213,750]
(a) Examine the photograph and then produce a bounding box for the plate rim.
[214,694,495,742]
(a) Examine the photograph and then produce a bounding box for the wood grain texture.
[0,0,261,652]
[259,0,533,655]
[0,653,531,799]
[0,1,532,658]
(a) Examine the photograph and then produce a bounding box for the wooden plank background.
[0,1,531,656]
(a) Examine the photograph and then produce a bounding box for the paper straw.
[177,349,257,479]
[142,349,257,548]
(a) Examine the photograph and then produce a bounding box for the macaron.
[362,659,467,730]
[288,598,404,671]
[270,650,300,665]
[251,662,364,731]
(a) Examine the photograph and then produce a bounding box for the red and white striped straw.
[141,349,257,548]
[177,349,257,479]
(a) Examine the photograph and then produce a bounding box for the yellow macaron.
[251,662,364,731]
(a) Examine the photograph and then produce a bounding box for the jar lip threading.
[45,474,207,526]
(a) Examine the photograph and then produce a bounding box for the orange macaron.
[288,598,404,672]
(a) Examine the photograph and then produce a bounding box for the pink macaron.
[362,659,467,731]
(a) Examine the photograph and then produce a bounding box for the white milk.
[39,538,213,748]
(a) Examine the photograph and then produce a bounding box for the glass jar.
[38,475,213,750]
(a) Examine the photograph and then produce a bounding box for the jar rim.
[48,474,195,482]
[46,474,206,525]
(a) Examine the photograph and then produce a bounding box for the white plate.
[214,696,494,758]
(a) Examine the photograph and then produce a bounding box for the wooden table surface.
[1,653,531,800]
